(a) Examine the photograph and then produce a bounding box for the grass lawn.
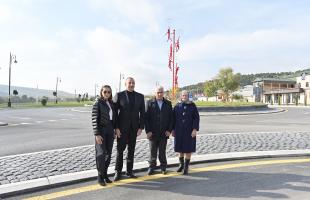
[194,101,266,107]
[0,101,94,109]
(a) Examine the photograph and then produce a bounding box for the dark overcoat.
[173,102,200,153]
[145,98,173,139]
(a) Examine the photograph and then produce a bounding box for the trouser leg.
[115,137,126,173]
[103,133,114,177]
[95,137,107,176]
[126,130,137,174]
[148,139,158,169]
[158,138,168,171]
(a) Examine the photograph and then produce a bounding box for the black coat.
[145,98,173,139]
[113,90,145,135]
[91,98,116,136]
[173,102,200,153]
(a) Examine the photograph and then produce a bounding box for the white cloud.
[181,28,310,75]
[89,0,161,33]
[0,4,13,22]
[0,24,170,95]
[84,26,169,94]
[85,27,135,68]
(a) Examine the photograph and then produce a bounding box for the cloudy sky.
[0,0,310,95]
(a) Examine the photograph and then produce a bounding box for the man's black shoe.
[114,172,121,181]
[147,168,154,176]
[161,169,167,175]
[105,177,113,183]
[126,172,138,178]
[98,175,106,186]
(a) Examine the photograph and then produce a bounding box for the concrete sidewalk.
[1,131,310,196]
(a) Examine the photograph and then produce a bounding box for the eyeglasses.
[157,92,164,94]
[103,91,111,94]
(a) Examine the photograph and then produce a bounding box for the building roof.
[253,78,296,83]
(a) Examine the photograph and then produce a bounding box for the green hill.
[0,84,74,98]
[180,68,310,94]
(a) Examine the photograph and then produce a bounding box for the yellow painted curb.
[24,158,310,200]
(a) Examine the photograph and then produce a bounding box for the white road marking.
[8,123,19,126]
[1,119,70,127]
[9,117,32,120]
[20,122,32,125]
[70,108,91,113]
[59,114,74,116]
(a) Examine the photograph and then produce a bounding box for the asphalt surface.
[8,157,310,200]
[0,107,310,156]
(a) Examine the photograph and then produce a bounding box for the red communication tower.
[166,27,181,100]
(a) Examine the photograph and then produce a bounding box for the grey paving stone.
[1,131,310,185]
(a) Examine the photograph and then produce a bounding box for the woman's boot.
[104,155,112,183]
[183,159,190,175]
[177,157,184,172]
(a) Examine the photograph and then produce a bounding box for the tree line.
[179,67,310,102]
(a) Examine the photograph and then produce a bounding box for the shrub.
[41,97,48,106]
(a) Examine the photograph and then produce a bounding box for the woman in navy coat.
[172,90,200,175]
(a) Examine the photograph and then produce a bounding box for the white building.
[296,73,310,105]
[233,85,255,102]
[252,74,310,105]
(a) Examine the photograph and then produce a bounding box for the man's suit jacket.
[113,90,145,136]
[145,98,173,139]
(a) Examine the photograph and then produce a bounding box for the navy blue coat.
[173,102,200,153]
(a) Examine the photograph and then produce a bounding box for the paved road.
[10,157,310,200]
[0,107,92,156]
[0,107,310,156]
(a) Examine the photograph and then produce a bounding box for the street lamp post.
[55,77,61,104]
[94,83,99,98]
[8,52,17,107]
[119,73,124,92]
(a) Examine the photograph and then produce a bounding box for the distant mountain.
[0,85,75,98]
[180,68,310,94]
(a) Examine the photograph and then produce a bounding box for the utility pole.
[95,83,99,98]
[119,73,124,92]
[55,77,61,104]
[36,84,39,104]
[8,52,18,107]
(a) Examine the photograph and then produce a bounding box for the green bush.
[41,97,48,106]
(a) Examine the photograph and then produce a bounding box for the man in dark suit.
[113,77,145,181]
[145,86,173,175]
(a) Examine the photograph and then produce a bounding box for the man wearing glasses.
[145,86,173,175]
[113,77,145,181]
